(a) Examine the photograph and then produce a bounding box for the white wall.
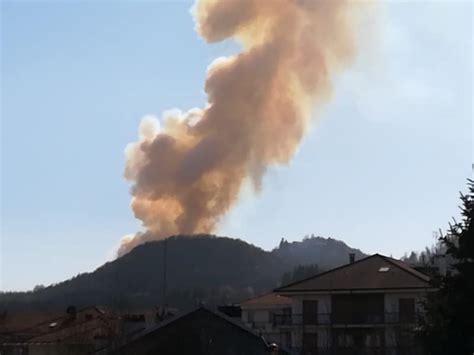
[384,292,426,313]
[287,295,332,349]
[241,309,270,324]
[289,294,331,315]
[384,291,428,348]
[284,290,429,351]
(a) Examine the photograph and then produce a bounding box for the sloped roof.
[275,254,432,293]
[124,307,264,341]
[13,307,116,343]
[240,293,295,307]
[109,307,286,354]
[0,311,63,335]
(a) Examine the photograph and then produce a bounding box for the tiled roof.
[0,312,63,334]
[275,254,432,293]
[3,306,117,343]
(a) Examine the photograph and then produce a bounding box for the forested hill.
[0,235,365,311]
[272,235,366,269]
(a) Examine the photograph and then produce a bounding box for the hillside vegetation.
[0,235,365,311]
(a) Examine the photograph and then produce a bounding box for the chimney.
[66,305,77,319]
[349,253,355,264]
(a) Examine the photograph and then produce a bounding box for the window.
[378,266,390,272]
[247,310,255,323]
[337,333,354,348]
[364,333,382,347]
[282,331,292,347]
[302,332,318,355]
[303,300,318,325]
[335,329,384,349]
[332,294,384,324]
[274,307,292,325]
[399,298,415,323]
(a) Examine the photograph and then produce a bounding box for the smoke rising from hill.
[119,0,362,256]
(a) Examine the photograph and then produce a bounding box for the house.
[276,254,434,355]
[242,254,433,355]
[0,306,121,355]
[241,293,296,349]
[110,307,289,355]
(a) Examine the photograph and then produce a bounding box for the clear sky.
[1,1,472,291]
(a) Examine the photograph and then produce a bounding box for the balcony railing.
[272,312,424,327]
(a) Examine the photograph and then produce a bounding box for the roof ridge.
[380,255,431,283]
[275,253,431,293]
[110,307,271,353]
[274,254,378,292]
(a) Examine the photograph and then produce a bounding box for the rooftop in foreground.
[275,253,432,293]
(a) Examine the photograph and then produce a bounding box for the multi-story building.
[243,254,434,355]
[241,293,296,349]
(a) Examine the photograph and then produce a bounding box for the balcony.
[272,312,424,327]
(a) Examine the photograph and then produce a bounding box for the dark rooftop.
[275,254,432,293]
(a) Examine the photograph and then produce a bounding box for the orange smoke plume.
[119,0,360,256]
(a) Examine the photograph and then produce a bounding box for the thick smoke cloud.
[118,0,360,256]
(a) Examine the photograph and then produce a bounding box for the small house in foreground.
[111,307,288,355]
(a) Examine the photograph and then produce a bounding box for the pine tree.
[422,179,474,354]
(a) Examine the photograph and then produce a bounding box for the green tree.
[422,179,474,354]
[281,264,320,285]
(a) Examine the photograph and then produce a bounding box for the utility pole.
[163,239,167,310]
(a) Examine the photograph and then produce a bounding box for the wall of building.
[384,291,427,350]
[286,294,331,351]
[384,291,427,314]
[281,290,428,353]
[242,309,271,325]
[241,307,290,347]
[289,294,331,316]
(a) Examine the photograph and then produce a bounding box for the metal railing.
[272,312,424,327]
[244,313,425,355]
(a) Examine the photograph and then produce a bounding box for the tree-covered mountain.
[272,234,366,269]
[0,234,365,312]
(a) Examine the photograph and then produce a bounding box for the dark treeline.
[280,263,322,285]
[421,179,474,354]
[402,240,448,265]
[0,235,363,313]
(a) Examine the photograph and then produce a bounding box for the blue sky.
[1,1,472,291]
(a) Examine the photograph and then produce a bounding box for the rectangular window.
[303,300,318,325]
[334,329,384,349]
[332,294,384,324]
[302,332,318,355]
[282,331,292,347]
[247,310,255,323]
[274,307,292,325]
[399,298,415,323]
